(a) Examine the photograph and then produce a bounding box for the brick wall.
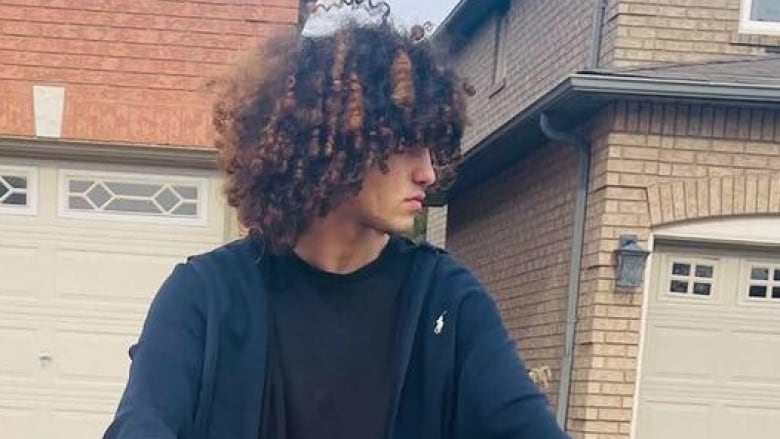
[566,101,780,438]
[0,0,298,146]
[612,0,780,67]
[447,141,579,408]
[453,0,595,152]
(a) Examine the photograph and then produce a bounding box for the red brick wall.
[447,141,579,408]
[0,0,298,146]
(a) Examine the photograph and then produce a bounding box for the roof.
[607,55,780,87]
[429,56,780,205]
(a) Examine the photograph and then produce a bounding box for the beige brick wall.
[567,101,780,438]
[446,100,780,438]
[453,0,595,151]
[612,0,780,67]
[447,141,580,409]
[0,0,299,146]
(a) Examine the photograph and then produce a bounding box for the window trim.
[739,0,780,36]
[489,10,509,97]
[658,254,719,303]
[740,260,780,304]
[0,165,38,216]
[57,169,209,226]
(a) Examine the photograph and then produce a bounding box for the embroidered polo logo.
[434,311,447,335]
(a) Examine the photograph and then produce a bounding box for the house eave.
[427,73,780,206]
[0,136,218,170]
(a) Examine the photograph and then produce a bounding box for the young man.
[104,22,569,439]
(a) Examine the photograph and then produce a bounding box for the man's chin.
[374,220,415,235]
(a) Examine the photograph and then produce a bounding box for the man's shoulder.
[185,236,261,272]
[395,236,483,290]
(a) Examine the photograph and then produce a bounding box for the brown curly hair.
[212,21,467,252]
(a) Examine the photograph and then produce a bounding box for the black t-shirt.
[261,235,414,439]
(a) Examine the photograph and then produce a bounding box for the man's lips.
[405,195,425,210]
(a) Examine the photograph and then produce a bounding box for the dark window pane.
[772,287,780,299]
[695,265,713,278]
[0,184,8,198]
[87,183,112,208]
[173,186,198,200]
[4,193,26,205]
[693,283,711,296]
[69,180,93,193]
[751,267,769,281]
[774,269,780,282]
[752,0,780,22]
[155,187,180,211]
[3,176,27,189]
[106,182,160,197]
[105,199,160,214]
[172,202,197,216]
[69,196,93,210]
[749,285,768,298]
[670,280,689,293]
[672,263,691,276]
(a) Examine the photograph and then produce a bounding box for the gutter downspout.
[539,113,591,429]
[587,0,608,69]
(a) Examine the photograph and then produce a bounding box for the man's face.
[343,148,437,234]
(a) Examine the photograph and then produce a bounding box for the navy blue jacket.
[104,237,569,439]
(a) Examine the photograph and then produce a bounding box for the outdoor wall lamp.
[614,234,651,289]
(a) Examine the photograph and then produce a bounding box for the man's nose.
[413,150,437,188]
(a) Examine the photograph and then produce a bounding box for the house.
[429,0,780,438]
[0,1,299,437]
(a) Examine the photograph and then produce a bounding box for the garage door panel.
[0,325,42,381]
[639,244,780,439]
[54,248,182,303]
[637,399,712,439]
[642,323,721,381]
[720,404,780,439]
[50,407,114,439]
[52,329,136,385]
[0,244,42,297]
[0,161,228,439]
[728,329,780,386]
[0,404,38,439]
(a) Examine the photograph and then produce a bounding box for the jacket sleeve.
[452,266,570,439]
[103,263,206,439]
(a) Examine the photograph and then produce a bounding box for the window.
[745,263,780,301]
[0,166,37,215]
[667,259,715,297]
[59,170,208,225]
[740,0,780,35]
[489,10,509,95]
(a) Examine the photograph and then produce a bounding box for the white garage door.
[0,160,229,439]
[637,242,780,439]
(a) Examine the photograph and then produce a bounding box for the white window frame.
[739,0,780,36]
[58,169,209,226]
[0,165,38,216]
[740,259,780,304]
[659,255,719,303]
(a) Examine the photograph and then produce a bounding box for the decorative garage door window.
[0,166,37,215]
[60,170,207,224]
[746,264,780,300]
[667,259,716,297]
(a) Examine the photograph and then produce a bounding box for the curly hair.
[212,22,467,252]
